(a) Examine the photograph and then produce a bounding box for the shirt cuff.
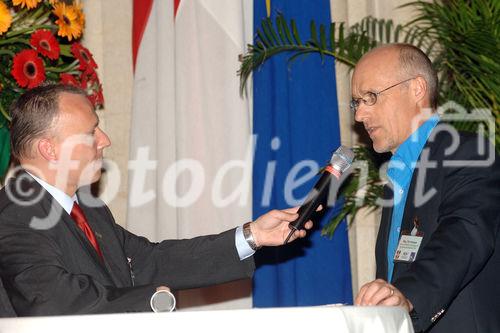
[235,226,255,260]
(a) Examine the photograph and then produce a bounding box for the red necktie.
[70,202,104,260]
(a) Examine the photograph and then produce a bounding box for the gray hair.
[396,43,438,109]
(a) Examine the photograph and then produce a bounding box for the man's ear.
[412,76,428,105]
[38,139,57,162]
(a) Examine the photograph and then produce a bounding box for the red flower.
[88,87,104,108]
[80,66,97,90]
[11,49,46,89]
[30,30,60,60]
[80,67,104,108]
[71,42,97,71]
[60,73,79,86]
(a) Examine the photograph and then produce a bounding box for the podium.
[0,305,414,333]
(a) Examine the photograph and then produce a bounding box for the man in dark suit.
[352,44,500,332]
[0,84,312,316]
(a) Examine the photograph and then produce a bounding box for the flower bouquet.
[0,0,103,178]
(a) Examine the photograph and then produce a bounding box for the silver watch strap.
[243,222,261,250]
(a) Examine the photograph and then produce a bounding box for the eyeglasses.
[350,77,415,113]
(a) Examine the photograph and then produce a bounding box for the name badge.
[394,217,424,263]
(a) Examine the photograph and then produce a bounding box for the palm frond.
[239,15,425,95]
[404,0,500,148]
[322,146,386,237]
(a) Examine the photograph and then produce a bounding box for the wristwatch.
[243,222,261,251]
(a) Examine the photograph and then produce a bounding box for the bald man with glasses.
[351,44,500,333]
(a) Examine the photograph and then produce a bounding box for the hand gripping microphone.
[283,146,355,244]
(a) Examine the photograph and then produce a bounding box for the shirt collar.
[387,114,440,185]
[27,172,77,215]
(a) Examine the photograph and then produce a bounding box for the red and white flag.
[129,0,253,309]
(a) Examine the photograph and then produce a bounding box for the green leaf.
[257,26,272,48]
[337,22,345,52]
[385,19,393,43]
[310,20,318,45]
[329,22,336,51]
[280,15,295,45]
[0,126,10,179]
[276,15,287,44]
[319,24,327,51]
[291,19,303,45]
[263,17,279,46]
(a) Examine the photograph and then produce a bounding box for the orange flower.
[0,1,12,35]
[73,0,85,28]
[12,0,42,9]
[52,2,83,41]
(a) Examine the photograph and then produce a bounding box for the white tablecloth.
[0,305,414,333]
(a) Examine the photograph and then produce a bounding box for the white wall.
[82,0,134,227]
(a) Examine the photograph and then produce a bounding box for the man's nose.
[354,104,369,123]
[96,128,111,149]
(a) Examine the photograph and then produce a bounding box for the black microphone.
[283,146,354,244]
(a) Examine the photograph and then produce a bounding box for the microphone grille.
[150,290,176,312]
[330,146,354,173]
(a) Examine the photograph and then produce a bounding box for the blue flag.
[252,0,353,307]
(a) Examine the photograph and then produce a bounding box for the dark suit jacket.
[0,171,254,316]
[375,128,500,332]
[0,277,15,317]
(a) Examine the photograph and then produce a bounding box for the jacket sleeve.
[107,205,255,290]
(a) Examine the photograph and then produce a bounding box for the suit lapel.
[376,185,393,279]
[15,171,131,287]
[36,192,116,283]
[60,205,109,270]
[77,193,132,288]
[17,172,116,284]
